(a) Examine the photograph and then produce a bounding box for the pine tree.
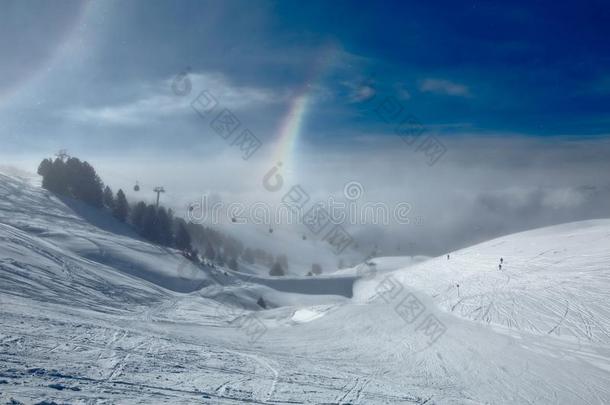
[79,161,104,207]
[311,263,323,275]
[63,158,104,207]
[141,204,158,241]
[103,186,114,209]
[130,201,147,231]
[37,158,52,178]
[174,219,192,251]
[167,208,175,229]
[42,158,68,194]
[269,261,284,277]
[155,207,172,246]
[113,189,129,222]
[63,157,80,193]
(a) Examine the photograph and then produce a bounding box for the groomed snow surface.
[1,171,609,404]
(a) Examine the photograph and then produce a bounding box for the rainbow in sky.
[273,92,310,167]
[271,45,338,178]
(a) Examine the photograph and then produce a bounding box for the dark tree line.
[38,156,193,257]
[184,221,292,276]
[37,155,295,273]
[186,222,244,268]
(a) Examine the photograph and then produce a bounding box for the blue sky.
[2,0,610,157]
[2,0,610,256]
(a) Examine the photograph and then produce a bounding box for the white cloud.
[64,94,184,125]
[341,79,377,103]
[62,71,283,126]
[419,78,471,97]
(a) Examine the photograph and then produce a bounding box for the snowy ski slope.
[1,171,609,404]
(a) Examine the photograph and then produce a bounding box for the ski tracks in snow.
[224,348,280,403]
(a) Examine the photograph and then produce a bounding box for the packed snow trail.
[1,172,609,404]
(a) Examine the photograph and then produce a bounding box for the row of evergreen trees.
[185,221,290,275]
[37,155,306,276]
[38,157,193,256]
[129,202,191,250]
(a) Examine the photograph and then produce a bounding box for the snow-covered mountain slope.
[0,172,213,295]
[355,220,610,343]
[1,171,609,404]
